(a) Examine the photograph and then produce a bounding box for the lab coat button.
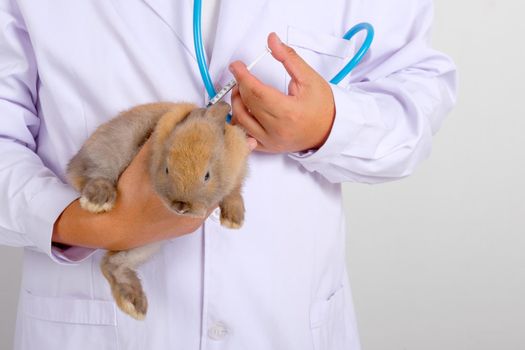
[208,321,229,340]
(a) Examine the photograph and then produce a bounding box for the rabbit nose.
[173,201,191,214]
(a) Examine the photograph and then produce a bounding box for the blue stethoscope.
[193,0,374,121]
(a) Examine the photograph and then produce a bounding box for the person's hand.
[229,32,336,153]
[54,136,257,251]
[53,140,192,250]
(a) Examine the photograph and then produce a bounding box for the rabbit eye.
[165,166,169,175]
[204,171,210,182]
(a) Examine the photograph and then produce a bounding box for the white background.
[1,1,524,349]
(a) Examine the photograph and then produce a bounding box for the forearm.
[52,198,203,251]
[52,199,120,250]
[287,1,457,184]
[289,69,456,184]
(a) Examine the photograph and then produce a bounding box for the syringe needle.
[207,48,271,107]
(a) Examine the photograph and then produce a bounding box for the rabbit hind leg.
[101,242,162,320]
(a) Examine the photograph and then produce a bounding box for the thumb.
[268,32,315,85]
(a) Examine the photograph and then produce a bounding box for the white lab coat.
[0,0,457,349]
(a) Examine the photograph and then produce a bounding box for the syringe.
[207,48,271,107]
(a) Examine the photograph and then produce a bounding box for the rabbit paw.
[101,262,148,320]
[112,278,148,321]
[220,199,244,229]
[80,178,117,213]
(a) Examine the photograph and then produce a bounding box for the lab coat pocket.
[310,284,346,350]
[286,26,355,86]
[20,290,118,350]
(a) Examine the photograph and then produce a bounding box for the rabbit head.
[149,102,240,218]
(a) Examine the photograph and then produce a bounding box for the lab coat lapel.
[141,0,195,58]
[208,0,268,82]
[141,0,268,90]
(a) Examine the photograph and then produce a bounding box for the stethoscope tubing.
[330,22,374,84]
[192,0,374,109]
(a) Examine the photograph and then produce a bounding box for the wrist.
[300,82,336,152]
[52,199,117,250]
[301,101,335,152]
[51,199,80,246]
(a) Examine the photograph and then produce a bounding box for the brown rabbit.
[67,102,249,320]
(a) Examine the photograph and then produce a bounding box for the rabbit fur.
[66,102,249,320]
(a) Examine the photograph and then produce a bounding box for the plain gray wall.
[345,0,525,349]
[1,0,524,349]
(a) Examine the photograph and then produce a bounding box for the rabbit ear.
[153,103,197,145]
[204,101,231,120]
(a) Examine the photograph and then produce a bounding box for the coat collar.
[142,0,268,84]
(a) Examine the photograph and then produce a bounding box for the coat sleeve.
[288,0,458,184]
[0,0,95,263]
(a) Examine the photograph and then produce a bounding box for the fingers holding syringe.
[231,87,266,141]
[229,61,291,121]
